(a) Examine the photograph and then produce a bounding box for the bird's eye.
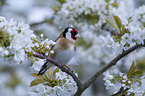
[71,32,76,36]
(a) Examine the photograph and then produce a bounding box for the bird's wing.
[37,45,58,76]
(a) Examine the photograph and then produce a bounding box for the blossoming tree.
[0,0,145,96]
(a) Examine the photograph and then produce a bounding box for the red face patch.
[71,29,78,40]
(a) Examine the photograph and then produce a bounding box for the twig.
[33,53,82,88]
[111,87,129,96]
[30,18,54,27]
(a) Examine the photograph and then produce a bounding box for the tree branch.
[111,87,129,96]
[33,43,145,96]
[74,44,145,96]
[30,18,54,27]
[33,53,82,88]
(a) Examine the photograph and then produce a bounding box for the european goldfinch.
[38,27,80,75]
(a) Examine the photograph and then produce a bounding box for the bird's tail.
[37,61,52,76]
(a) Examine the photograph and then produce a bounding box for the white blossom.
[30,68,77,96]
[4,50,9,56]
[121,84,125,87]
[122,80,126,83]
[103,70,118,93]
[45,53,49,56]
[45,45,50,50]
[54,0,122,32]
[40,34,43,38]
[121,33,132,45]
[35,43,39,47]
[128,81,131,84]
[128,82,144,96]
[1,0,145,96]
[50,50,54,54]
[123,75,127,80]
[32,59,45,71]
[0,16,35,64]
[52,42,56,45]
[100,18,145,56]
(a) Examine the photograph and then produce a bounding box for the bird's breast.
[52,45,75,65]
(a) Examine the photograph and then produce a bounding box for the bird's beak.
[75,34,80,38]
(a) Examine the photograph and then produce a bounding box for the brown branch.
[33,53,82,88]
[74,44,145,96]
[111,87,129,96]
[30,18,54,27]
[33,43,145,96]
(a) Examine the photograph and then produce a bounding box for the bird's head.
[62,27,80,42]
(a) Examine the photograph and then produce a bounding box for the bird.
[37,27,80,75]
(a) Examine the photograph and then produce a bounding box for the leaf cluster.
[105,16,132,43]
[0,30,11,48]
[30,67,65,87]
[128,62,144,78]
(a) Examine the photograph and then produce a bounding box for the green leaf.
[58,0,66,4]
[128,62,136,77]
[122,26,128,33]
[113,16,122,29]
[53,6,62,13]
[44,73,49,80]
[53,68,59,76]
[127,16,133,22]
[31,73,43,79]
[42,73,51,82]
[136,58,145,70]
[130,70,144,77]
[129,93,135,96]
[111,3,118,8]
[105,0,110,3]
[48,67,52,78]
[105,18,118,30]
[30,79,45,87]
[27,51,33,56]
